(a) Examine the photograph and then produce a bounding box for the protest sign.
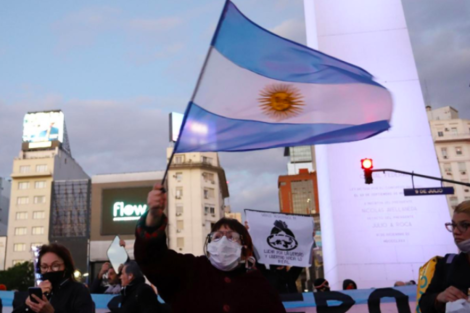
[245,209,314,267]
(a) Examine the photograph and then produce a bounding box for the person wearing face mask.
[134,184,286,313]
[12,243,94,313]
[420,200,470,313]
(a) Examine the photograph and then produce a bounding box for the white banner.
[245,210,314,267]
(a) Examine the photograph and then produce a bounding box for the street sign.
[403,187,454,196]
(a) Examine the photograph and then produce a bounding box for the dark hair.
[342,279,357,290]
[36,243,77,282]
[210,218,254,258]
[123,261,143,279]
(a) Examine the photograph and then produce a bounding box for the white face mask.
[207,236,242,271]
[457,238,470,253]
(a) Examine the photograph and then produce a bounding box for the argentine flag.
[175,1,393,153]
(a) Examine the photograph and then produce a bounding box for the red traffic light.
[361,158,373,170]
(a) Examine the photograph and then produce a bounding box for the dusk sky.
[0,0,468,214]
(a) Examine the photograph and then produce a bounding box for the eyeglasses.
[210,231,241,242]
[445,222,470,233]
[40,263,64,272]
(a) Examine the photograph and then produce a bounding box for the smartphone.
[28,287,43,303]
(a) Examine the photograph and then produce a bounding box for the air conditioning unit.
[177,229,182,233]
[211,214,216,217]
[462,171,467,175]
[445,128,449,131]
[447,172,452,175]
[443,156,448,159]
[465,189,469,192]
[176,195,181,199]
[211,181,215,184]
[176,213,182,216]
[204,213,208,216]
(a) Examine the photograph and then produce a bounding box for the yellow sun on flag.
[258,84,305,120]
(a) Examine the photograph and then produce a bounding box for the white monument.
[304,0,456,289]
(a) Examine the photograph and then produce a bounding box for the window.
[33,211,46,219]
[32,227,44,235]
[175,172,183,181]
[174,155,185,164]
[13,243,26,252]
[19,166,30,173]
[12,260,24,266]
[451,127,458,134]
[14,227,27,236]
[35,181,46,189]
[176,204,183,215]
[456,147,463,156]
[36,164,48,172]
[176,187,183,199]
[437,131,444,137]
[177,220,184,232]
[458,162,467,174]
[441,148,448,158]
[204,206,215,215]
[177,238,184,250]
[203,172,215,183]
[16,197,29,205]
[203,188,214,199]
[202,156,213,165]
[15,212,28,220]
[449,196,459,208]
[444,164,452,175]
[33,196,46,204]
[18,182,30,190]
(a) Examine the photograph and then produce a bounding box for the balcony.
[434,132,470,143]
[11,170,52,179]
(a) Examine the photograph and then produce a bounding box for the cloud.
[403,0,470,119]
[271,19,306,45]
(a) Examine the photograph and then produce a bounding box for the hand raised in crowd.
[119,238,126,247]
[26,294,55,313]
[146,183,167,227]
[99,262,111,278]
[38,280,52,295]
[436,286,467,304]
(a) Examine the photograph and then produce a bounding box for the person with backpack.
[420,200,470,313]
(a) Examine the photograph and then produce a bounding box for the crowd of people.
[2,186,469,313]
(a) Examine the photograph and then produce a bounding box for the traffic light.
[361,158,373,184]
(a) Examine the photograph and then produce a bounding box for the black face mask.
[41,271,66,286]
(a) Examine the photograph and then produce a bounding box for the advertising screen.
[101,186,152,235]
[22,111,65,143]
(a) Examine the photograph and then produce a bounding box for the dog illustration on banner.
[267,220,299,251]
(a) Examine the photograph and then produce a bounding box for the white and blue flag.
[175,1,393,153]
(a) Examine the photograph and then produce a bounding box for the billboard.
[101,186,152,235]
[169,112,184,142]
[22,111,65,144]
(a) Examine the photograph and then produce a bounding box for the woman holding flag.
[134,184,286,313]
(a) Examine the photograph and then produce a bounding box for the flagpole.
[160,0,231,189]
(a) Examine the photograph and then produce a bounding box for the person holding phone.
[419,200,470,313]
[134,184,286,313]
[13,243,94,313]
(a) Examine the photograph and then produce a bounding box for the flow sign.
[403,187,454,196]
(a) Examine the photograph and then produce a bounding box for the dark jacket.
[419,253,470,313]
[109,276,161,313]
[134,212,286,313]
[12,279,94,313]
[257,263,302,294]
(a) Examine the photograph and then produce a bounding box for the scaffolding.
[50,179,90,239]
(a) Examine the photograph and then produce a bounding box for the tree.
[0,262,35,291]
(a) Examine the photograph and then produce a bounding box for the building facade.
[166,148,229,256]
[0,177,11,269]
[285,146,316,175]
[427,106,470,214]
[89,171,163,278]
[5,110,89,269]
[278,169,319,215]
